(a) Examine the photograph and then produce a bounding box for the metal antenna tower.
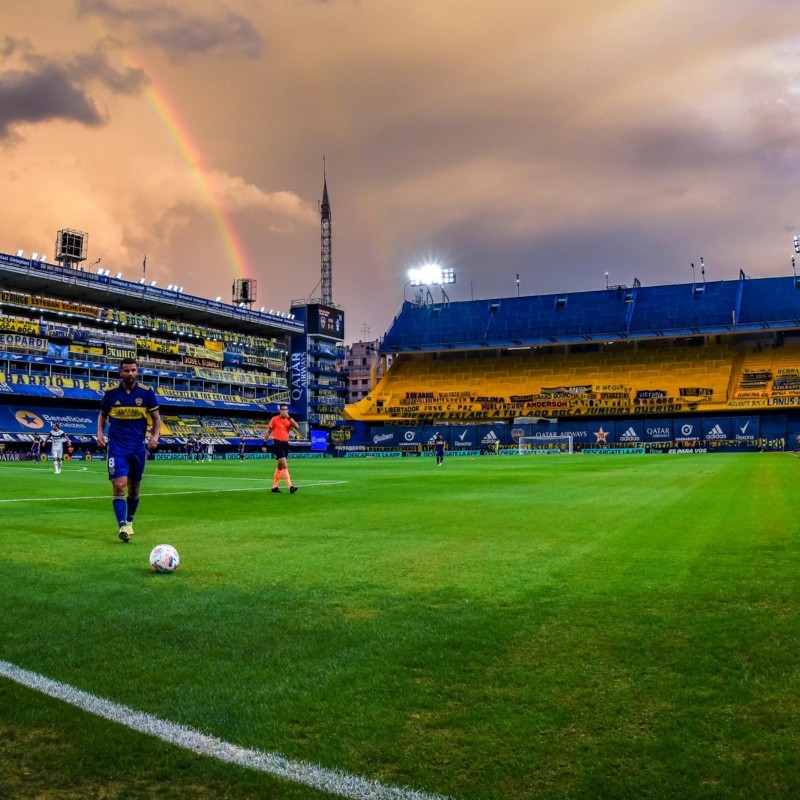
[320,155,333,305]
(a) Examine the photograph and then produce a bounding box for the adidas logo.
[619,426,640,441]
[706,424,726,440]
[481,431,499,444]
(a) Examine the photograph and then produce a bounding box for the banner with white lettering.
[448,425,477,449]
[289,332,308,419]
[674,420,701,441]
[370,427,398,447]
[397,427,423,447]
[701,417,733,442]
[642,419,674,442]
[476,423,508,448]
[615,420,645,443]
[0,405,98,433]
[723,416,759,441]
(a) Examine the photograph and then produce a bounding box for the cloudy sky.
[3,0,800,343]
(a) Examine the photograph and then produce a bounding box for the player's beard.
[123,376,136,390]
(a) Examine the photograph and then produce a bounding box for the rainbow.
[126,51,252,281]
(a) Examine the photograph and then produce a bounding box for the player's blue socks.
[113,498,127,525]
[126,497,140,521]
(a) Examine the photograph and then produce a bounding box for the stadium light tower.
[407,261,455,305]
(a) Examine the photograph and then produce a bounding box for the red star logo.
[594,426,608,443]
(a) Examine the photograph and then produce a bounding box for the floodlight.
[794,234,800,254]
[97,267,105,275]
[178,286,183,293]
[15,249,24,257]
[103,269,111,276]
[150,280,157,287]
[408,262,455,286]
[31,252,39,260]
[40,254,48,262]
[115,272,123,279]
[138,278,146,284]
[166,284,174,291]
[215,296,222,302]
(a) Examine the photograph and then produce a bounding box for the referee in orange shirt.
[265,403,300,493]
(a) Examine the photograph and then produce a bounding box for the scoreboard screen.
[307,304,344,339]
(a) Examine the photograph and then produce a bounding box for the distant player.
[434,433,446,467]
[194,438,204,462]
[238,430,247,460]
[184,438,194,460]
[29,437,42,462]
[45,423,71,474]
[97,358,161,543]
[205,440,214,461]
[264,404,300,493]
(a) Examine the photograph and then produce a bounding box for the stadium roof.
[380,273,800,353]
[0,251,303,337]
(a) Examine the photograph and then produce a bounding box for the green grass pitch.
[1,452,799,799]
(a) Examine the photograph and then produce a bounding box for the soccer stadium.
[2,246,800,799]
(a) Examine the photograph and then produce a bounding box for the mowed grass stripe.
[1,454,799,799]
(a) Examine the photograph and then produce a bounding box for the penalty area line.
[0,660,450,800]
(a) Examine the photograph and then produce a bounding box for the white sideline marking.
[0,659,450,800]
[0,481,348,504]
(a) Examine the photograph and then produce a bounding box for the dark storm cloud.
[0,62,103,139]
[75,0,265,60]
[0,46,147,140]
[436,215,695,303]
[70,49,148,94]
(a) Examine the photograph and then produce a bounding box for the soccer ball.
[149,544,180,573]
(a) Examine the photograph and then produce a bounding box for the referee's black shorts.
[270,440,290,460]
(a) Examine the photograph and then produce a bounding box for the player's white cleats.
[118,523,134,543]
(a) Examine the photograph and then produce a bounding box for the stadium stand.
[344,273,800,453]
[0,250,309,456]
[347,342,737,422]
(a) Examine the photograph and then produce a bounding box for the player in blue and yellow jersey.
[97,358,161,542]
[433,433,446,466]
